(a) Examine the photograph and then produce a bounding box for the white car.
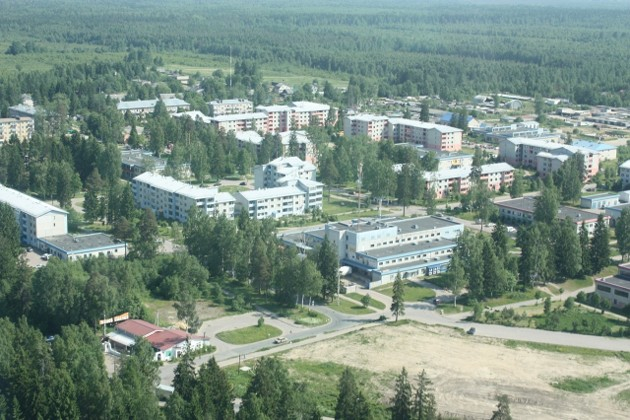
[506,226,517,233]
[273,337,288,344]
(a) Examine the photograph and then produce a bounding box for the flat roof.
[359,238,456,259]
[388,118,462,133]
[235,130,263,145]
[582,193,619,200]
[496,197,603,222]
[606,203,630,211]
[133,172,220,199]
[209,98,252,105]
[40,233,124,253]
[291,101,330,112]
[0,184,68,218]
[326,216,462,235]
[346,114,389,122]
[571,140,616,152]
[237,186,305,201]
[210,112,267,122]
[117,98,189,111]
[121,150,167,168]
[597,276,630,291]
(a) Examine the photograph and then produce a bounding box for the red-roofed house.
[107,319,209,361]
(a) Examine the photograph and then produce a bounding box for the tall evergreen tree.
[316,236,339,301]
[241,358,296,420]
[396,164,413,217]
[196,358,234,420]
[412,370,437,420]
[491,222,509,263]
[590,214,610,273]
[420,102,430,122]
[391,367,413,420]
[131,208,159,260]
[391,274,406,322]
[534,180,559,225]
[490,394,512,420]
[554,218,582,279]
[579,221,592,276]
[445,252,466,306]
[335,368,371,420]
[615,207,630,262]
[509,170,525,198]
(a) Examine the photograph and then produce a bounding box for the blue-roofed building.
[438,112,480,129]
[571,140,617,161]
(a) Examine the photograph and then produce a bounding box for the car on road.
[239,181,247,186]
[467,327,476,335]
[506,226,517,233]
[273,337,288,344]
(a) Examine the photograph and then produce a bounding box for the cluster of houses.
[0,184,127,260]
[132,156,323,222]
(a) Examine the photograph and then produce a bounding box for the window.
[614,289,629,298]
[597,285,611,293]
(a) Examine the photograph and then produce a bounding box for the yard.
[216,324,282,345]
[373,280,436,301]
[345,292,386,310]
[326,297,375,315]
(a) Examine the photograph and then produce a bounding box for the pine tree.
[509,170,524,198]
[554,218,582,279]
[491,394,512,420]
[445,252,466,306]
[579,221,592,276]
[391,367,413,420]
[316,236,339,301]
[491,222,509,262]
[335,368,370,420]
[590,214,610,274]
[131,208,159,260]
[615,207,630,261]
[83,189,100,223]
[196,358,234,420]
[172,343,197,403]
[534,180,559,225]
[420,102,430,122]
[391,274,406,322]
[482,239,507,298]
[412,370,437,420]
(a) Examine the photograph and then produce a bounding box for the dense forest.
[1,0,630,105]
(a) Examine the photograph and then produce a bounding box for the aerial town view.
[2,0,630,418]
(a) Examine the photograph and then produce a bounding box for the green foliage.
[590,214,610,273]
[551,375,618,394]
[391,274,406,322]
[490,394,512,420]
[391,367,412,420]
[335,368,371,420]
[216,325,282,345]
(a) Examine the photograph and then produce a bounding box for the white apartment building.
[254,156,317,189]
[209,112,268,133]
[116,98,190,115]
[208,99,253,116]
[343,114,389,141]
[621,160,630,189]
[0,117,34,144]
[256,101,331,132]
[386,118,462,152]
[277,131,317,163]
[234,186,306,220]
[423,162,514,198]
[0,184,68,248]
[132,173,236,222]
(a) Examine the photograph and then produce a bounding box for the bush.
[576,291,587,303]
[564,297,576,310]
[257,316,265,327]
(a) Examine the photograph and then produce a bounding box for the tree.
[0,203,20,257]
[316,236,339,301]
[518,225,554,287]
[445,252,466,306]
[590,214,610,273]
[509,170,525,198]
[579,221,592,276]
[361,294,371,309]
[534,180,559,225]
[491,394,512,420]
[241,358,296,420]
[420,101,430,122]
[412,370,437,420]
[554,218,582,279]
[423,187,436,216]
[174,293,201,333]
[616,208,630,262]
[172,342,197,403]
[335,368,370,420]
[391,274,405,322]
[391,367,412,420]
[396,164,413,217]
[83,189,100,223]
[131,208,159,260]
[554,153,584,203]
[196,358,234,420]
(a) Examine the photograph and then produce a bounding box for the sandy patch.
[282,323,630,419]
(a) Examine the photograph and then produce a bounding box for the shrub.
[564,297,575,310]
[257,316,265,327]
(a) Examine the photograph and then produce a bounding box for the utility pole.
[357,161,363,212]
[229,46,232,90]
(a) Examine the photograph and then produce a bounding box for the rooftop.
[0,184,68,218]
[582,193,619,200]
[388,118,462,133]
[237,186,305,201]
[496,197,603,222]
[40,233,123,253]
[116,98,190,111]
[596,275,630,292]
[620,160,630,170]
[116,319,159,338]
[235,130,264,145]
[210,112,267,122]
[133,172,220,199]
[173,110,212,123]
[359,238,456,259]
[327,216,461,235]
[346,114,389,122]
[291,101,330,112]
[209,98,252,105]
[121,150,167,168]
[571,140,616,152]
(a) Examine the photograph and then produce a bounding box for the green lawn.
[484,289,549,307]
[615,389,630,406]
[553,277,594,293]
[373,280,436,301]
[326,298,375,315]
[551,375,619,393]
[216,325,282,345]
[288,307,330,327]
[345,293,386,310]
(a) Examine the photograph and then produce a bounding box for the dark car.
[239,181,247,186]
[467,327,476,335]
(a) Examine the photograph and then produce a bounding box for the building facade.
[39,233,127,261]
[386,118,462,152]
[234,186,307,220]
[595,263,630,309]
[0,117,34,144]
[116,98,190,115]
[208,99,253,116]
[343,114,389,141]
[254,156,317,189]
[422,163,514,199]
[580,193,619,210]
[132,172,236,222]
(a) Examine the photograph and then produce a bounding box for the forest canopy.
[1,0,630,105]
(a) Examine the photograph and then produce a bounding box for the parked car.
[273,337,288,344]
[467,327,476,335]
[506,226,517,233]
[239,181,247,186]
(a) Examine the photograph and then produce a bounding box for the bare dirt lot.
[282,323,630,419]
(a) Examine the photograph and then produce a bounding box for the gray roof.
[0,184,68,218]
[359,238,456,259]
[597,276,630,291]
[41,233,123,253]
[582,193,619,200]
[496,197,602,222]
[389,216,461,234]
[117,98,189,111]
[236,186,305,201]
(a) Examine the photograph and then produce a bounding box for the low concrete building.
[595,263,630,309]
[116,98,190,115]
[496,197,608,235]
[604,203,630,227]
[580,193,619,210]
[39,233,127,261]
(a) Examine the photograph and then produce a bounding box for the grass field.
[551,375,619,394]
[484,289,548,307]
[216,324,282,345]
[345,293,386,310]
[289,307,329,326]
[373,280,436,301]
[326,297,375,315]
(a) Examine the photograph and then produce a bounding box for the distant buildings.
[422,163,515,198]
[283,216,464,287]
[116,98,191,115]
[254,156,317,189]
[121,149,167,180]
[208,99,253,116]
[0,117,34,144]
[619,160,630,189]
[580,193,619,210]
[343,114,389,142]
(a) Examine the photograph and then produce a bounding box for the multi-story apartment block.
[495,197,608,235]
[256,101,331,133]
[395,144,473,171]
[386,118,462,152]
[132,172,236,222]
[0,117,34,144]
[343,114,389,141]
[254,156,317,189]
[116,98,190,115]
[208,99,253,116]
[235,131,316,163]
[121,149,167,180]
[499,137,599,179]
[422,163,514,198]
[284,216,464,287]
[620,160,630,189]
[209,112,268,133]
[0,184,68,248]
[234,186,307,220]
